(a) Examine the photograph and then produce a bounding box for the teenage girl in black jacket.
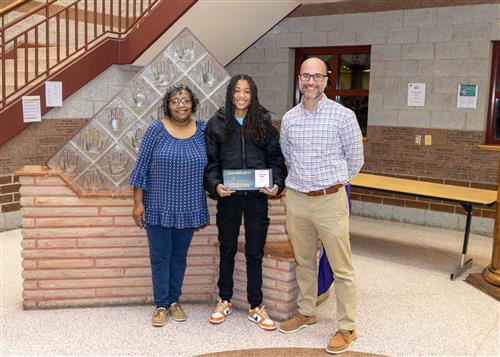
[204,74,287,331]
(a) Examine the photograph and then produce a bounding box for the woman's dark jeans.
[146,225,194,308]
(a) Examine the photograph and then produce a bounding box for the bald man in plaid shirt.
[278,57,364,355]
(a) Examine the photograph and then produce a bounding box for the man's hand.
[217,184,235,197]
[260,184,278,197]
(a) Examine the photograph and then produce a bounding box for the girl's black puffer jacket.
[203,107,287,197]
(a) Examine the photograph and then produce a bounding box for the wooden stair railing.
[0,0,29,15]
[0,0,197,146]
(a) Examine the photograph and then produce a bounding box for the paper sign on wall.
[457,84,478,109]
[22,96,42,123]
[45,81,63,107]
[407,83,426,107]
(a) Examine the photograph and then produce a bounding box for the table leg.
[451,203,473,280]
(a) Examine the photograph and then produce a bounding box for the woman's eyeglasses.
[169,97,192,106]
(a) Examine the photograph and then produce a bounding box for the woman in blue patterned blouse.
[129,83,209,327]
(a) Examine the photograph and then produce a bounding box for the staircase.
[0,0,197,145]
[1,0,163,104]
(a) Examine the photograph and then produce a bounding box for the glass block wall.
[47,28,230,193]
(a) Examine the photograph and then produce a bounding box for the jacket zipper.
[240,125,246,169]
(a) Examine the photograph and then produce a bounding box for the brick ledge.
[16,165,132,198]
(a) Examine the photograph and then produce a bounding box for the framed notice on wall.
[407,83,426,106]
[457,84,478,109]
[22,96,42,123]
[45,81,63,107]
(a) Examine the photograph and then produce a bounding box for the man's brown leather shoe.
[278,312,316,333]
[326,329,357,354]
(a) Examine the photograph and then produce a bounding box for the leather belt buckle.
[306,184,342,197]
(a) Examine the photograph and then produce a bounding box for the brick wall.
[0,174,20,214]
[0,119,87,231]
[18,166,297,319]
[0,174,21,231]
[233,253,298,318]
[0,119,88,176]
[358,125,498,224]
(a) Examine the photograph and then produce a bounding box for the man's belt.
[306,184,343,197]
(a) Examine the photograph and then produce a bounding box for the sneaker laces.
[293,311,305,322]
[214,298,228,314]
[336,329,351,343]
[255,305,270,320]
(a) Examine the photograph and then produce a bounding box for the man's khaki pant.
[286,187,356,330]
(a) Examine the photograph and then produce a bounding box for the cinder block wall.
[18,166,297,319]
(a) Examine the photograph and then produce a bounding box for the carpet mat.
[196,347,386,357]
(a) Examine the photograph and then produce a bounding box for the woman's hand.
[132,202,146,228]
[260,184,278,197]
[216,183,235,197]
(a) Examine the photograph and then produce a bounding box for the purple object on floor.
[317,184,351,296]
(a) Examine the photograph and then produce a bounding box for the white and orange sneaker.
[209,297,232,324]
[247,305,277,331]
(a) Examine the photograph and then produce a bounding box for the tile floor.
[1,216,498,356]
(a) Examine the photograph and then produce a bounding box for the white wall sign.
[407,83,426,107]
[45,81,63,107]
[22,96,42,123]
[457,84,478,109]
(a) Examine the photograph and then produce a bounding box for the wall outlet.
[415,135,422,145]
[424,134,432,145]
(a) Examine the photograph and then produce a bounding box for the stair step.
[0,76,45,99]
[0,84,19,98]
[0,59,49,70]
[2,75,37,86]
[14,47,68,59]
[0,63,38,73]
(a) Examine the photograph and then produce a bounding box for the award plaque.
[223,169,272,190]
